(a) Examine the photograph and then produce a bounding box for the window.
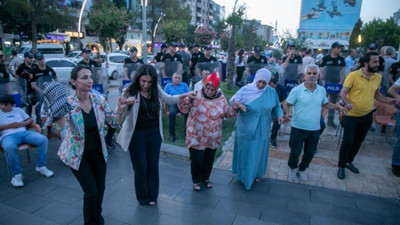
[39,48,64,54]
[109,56,128,63]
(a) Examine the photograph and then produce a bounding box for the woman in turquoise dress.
[231,68,284,190]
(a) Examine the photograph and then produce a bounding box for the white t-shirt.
[194,81,204,92]
[395,78,400,87]
[235,56,246,67]
[0,107,29,140]
[302,56,315,67]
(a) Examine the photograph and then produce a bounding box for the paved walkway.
[217,121,400,199]
[0,133,399,225]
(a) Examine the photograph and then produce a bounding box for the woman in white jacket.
[117,65,194,206]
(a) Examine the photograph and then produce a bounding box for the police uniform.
[123,57,144,79]
[162,53,183,77]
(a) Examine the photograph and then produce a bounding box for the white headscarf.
[230,68,271,105]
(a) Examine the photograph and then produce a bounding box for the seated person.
[0,95,53,187]
[164,73,190,142]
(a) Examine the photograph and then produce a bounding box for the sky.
[214,0,400,35]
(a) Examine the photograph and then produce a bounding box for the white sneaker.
[11,174,24,187]
[35,166,54,178]
[297,170,308,182]
[288,168,298,181]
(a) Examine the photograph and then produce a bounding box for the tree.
[113,0,128,50]
[360,17,400,51]
[225,1,246,90]
[88,2,130,52]
[236,20,267,50]
[0,0,75,53]
[349,19,363,50]
[113,0,127,9]
[194,25,216,47]
[280,29,312,52]
[159,20,187,43]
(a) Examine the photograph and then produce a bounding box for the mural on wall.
[298,0,362,40]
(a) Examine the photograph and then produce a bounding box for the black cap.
[82,48,91,53]
[331,42,344,49]
[24,52,33,58]
[254,46,262,53]
[129,46,138,52]
[193,43,199,48]
[34,51,44,60]
[179,43,186,48]
[286,43,295,48]
[161,43,167,49]
[205,45,212,50]
[169,42,177,47]
[369,43,378,49]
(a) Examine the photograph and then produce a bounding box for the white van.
[17,43,65,59]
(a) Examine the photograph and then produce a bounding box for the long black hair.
[125,64,160,110]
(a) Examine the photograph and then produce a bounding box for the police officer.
[161,42,183,77]
[176,43,191,86]
[190,43,204,83]
[151,43,167,64]
[78,48,100,68]
[31,52,58,126]
[319,42,346,128]
[123,46,144,79]
[16,52,36,116]
[247,45,268,64]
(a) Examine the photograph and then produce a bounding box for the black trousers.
[288,127,320,171]
[128,127,161,205]
[338,112,373,168]
[236,66,245,85]
[327,93,338,123]
[189,148,216,183]
[71,155,106,225]
[271,117,280,140]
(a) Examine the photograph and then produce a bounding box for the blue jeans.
[167,104,188,137]
[393,110,400,166]
[1,131,48,176]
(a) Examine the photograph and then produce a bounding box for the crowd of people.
[1,40,400,224]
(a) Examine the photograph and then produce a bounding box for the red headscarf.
[205,72,220,89]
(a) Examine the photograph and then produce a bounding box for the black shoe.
[106,143,115,150]
[346,163,360,174]
[337,168,345,179]
[327,121,337,129]
[270,138,277,147]
[169,135,175,142]
[392,164,400,177]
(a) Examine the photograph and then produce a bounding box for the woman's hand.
[117,96,137,113]
[232,99,246,112]
[278,116,285,125]
[185,91,196,99]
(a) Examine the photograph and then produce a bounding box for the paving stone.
[173,189,221,209]
[0,209,50,225]
[33,201,81,225]
[260,208,310,225]
[5,191,53,213]
[233,215,279,225]
[43,186,82,205]
[310,215,361,225]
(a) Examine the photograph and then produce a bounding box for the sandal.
[203,180,213,188]
[148,201,156,206]
[254,177,260,183]
[193,183,201,191]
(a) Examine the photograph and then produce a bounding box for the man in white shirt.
[194,70,211,91]
[0,95,53,187]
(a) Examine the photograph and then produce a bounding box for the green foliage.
[360,17,400,51]
[0,0,74,40]
[88,4,130,52]
[212,19,228,39]
[159,20,188,43]
[194,26,217,47]
[113,0,127,9]
[235,20,267,50]
[280,30,312,52]
[349,19,363,50]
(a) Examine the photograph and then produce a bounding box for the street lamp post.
[141,0,148,63]
[152,12,165,46]
[78,0,88,50]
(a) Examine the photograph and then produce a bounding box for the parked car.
[100,53,129,80]
[65,51,82,63]
[17,43,65,59]
[45,58,76,82]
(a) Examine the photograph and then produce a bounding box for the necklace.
[141,94,153,119]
